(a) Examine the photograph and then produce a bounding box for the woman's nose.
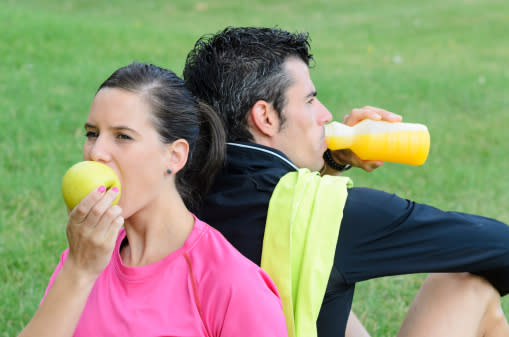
[88,137,112,163]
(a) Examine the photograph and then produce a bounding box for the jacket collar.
[227,142,298,171]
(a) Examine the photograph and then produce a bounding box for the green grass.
[1,0,509,335]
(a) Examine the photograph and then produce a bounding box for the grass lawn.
[1,0,508,335]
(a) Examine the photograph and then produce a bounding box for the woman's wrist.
[61,258,101,289]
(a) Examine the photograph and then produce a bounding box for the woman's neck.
[120,195,194,267]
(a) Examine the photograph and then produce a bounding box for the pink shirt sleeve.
[189,221,288,337]
[40,249,69,305]
[218,269,288,337]
[197,254,288,337]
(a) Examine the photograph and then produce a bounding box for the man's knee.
[427,273,500,307]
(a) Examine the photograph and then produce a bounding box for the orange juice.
[325,120,430,165]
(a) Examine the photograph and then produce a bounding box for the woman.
[18,62,288,337]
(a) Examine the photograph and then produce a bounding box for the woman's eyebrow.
[84,123,138,134]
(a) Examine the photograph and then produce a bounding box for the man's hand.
[342,105,402,125]
[334,106,402,172]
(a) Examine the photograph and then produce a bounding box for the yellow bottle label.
[325,135,352,151]
[325,124,430,165]
[350,130,430,165]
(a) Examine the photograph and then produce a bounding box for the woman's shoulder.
[188,217,271,282]
[185,217,287,336]
[188,217,282,301]
[191,218,252,263]
[187,218,286,336]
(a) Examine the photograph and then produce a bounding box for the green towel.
[261,168,352,337]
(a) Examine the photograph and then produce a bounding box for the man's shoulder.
[205,142,294,204]
[226,142,297,172]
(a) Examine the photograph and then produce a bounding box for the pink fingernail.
[111,187,119,193]
[97,185,106,193]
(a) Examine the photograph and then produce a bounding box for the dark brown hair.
[98,62,226,209]
[183,26,313,141]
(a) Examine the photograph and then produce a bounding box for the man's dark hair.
[183,26,313,142]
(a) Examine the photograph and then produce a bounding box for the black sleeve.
[335,187,509,295]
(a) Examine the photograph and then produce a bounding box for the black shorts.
[317,187,509,337]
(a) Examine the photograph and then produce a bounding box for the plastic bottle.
[324,119,430,165]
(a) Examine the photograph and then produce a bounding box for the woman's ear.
[166,139,189,175]
[248,100,281,137]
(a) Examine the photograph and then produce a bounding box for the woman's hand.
[65,186,124,281]
[17,186,124,337]
[333,106,402,172]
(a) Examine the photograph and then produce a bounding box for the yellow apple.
[61,161,121,210]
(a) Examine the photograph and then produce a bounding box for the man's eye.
[85,131,98,138]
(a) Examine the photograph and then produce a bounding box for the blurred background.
[1,0,508,335]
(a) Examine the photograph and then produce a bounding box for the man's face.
[272,58,332,171]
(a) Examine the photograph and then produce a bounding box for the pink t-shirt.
[43,217,288,337]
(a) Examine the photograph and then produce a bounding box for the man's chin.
[309,159,325,173]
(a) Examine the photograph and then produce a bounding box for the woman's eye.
[85,131,98,138]
[117,133,132,140]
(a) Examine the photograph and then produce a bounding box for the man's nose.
[317,100,333,124]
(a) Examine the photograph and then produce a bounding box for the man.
[184,27,509,336]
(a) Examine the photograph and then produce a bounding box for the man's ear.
[166,139,189,175]
[248,100,280,137]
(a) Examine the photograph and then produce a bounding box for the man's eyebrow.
[307,90,317,98]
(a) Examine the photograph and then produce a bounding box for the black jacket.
[198,141,509,298]
[197,142,296,265]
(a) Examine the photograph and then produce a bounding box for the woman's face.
[83,87,170,218]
